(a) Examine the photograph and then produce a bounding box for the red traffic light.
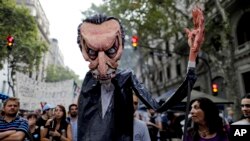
[212,83,218,92]
[6,35,14,47]
[212,83,218,96]
[131,35,138,47]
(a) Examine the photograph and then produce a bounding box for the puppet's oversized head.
[77,15,125,81]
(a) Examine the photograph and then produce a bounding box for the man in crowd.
[0,97,29,141]
[133,94,151,141]
[232,93,250,125]
[67,103,78,141]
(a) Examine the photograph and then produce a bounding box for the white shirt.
[134,118,151,141]
[101,83,115,118]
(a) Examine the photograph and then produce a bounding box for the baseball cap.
[42,104,55,111]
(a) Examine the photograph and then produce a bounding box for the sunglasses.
[241,104,250,108]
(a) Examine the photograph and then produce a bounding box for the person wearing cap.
[36,103,55,139]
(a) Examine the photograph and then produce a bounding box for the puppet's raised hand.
[184,7,205,62]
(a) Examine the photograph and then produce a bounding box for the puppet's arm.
[157,7,204,112]
[156,68,196,112]
[131,7,204,112]
[130,68,196,112]
[131,73,160,110]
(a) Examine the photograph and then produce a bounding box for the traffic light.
[131,35,138,48]
[212,83,218,96]
[6,35,14,51]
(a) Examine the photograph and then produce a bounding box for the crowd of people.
[0,93,249,141]
[0,9,249,141]
[0,97,78,141]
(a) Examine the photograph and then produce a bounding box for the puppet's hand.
[184,6,205,62]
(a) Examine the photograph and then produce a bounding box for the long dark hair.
[53,105,68,133]
[188,97,227,141]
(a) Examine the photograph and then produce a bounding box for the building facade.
[47,38,64,67]
[135,0,250,111]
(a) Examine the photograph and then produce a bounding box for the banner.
[15,72,75,111]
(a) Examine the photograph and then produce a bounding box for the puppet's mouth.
[98,75,111,80]
[93,71,116,80]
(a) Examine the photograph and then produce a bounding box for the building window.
[242,71,250,94]
[167,66,171,79]
[159,70,163,83]
[237,12,250,46]
[176,61,181,76]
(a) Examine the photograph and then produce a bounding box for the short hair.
[68,104,77,111]
[3,97,20,107]
[77,14,125,51]
[242,93,250,99]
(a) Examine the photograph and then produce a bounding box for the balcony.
[235,41,250,59]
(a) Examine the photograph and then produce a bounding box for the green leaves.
[45,65,80,83]
[0,0,48,72]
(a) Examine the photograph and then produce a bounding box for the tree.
[0,0,48,96]
[45,64,81,84]
[0,0,48,72]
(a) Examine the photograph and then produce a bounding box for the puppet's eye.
[105,39,119,58]
[105,46,117,58]
[87,48,98,60]
[106,47,116,54]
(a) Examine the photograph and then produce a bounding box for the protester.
[232,93,250,125]
[146,108,162,141]
[37,103,55,128]
[67,104,78,141]
[0,97,29,141]
[133,94,151,141]
[184,97,229,141]
[226,107,235,124]
[27,112,40,141]
[41,104,72,141]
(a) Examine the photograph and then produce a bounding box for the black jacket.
[78,68,196,141]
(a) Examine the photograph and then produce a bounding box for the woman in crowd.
[41,105,72,141]
[184,97,229,141]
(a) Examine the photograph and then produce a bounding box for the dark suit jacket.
[78,68,196,141]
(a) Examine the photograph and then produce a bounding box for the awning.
[182,90,234,104]
[140,90,233,112]
[0,93,9,100]
[158,89,233,104]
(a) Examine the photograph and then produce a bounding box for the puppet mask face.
[79,19,123,81]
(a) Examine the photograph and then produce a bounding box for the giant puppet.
[77,7,204,141]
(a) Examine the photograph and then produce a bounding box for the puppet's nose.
[97,52,108,77]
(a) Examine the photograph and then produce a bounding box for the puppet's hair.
[77,14,125,51]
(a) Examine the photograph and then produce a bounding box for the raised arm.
[157,7,204,112]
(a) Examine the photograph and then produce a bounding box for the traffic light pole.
[197,52,213,95]
[5,35,16,97]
